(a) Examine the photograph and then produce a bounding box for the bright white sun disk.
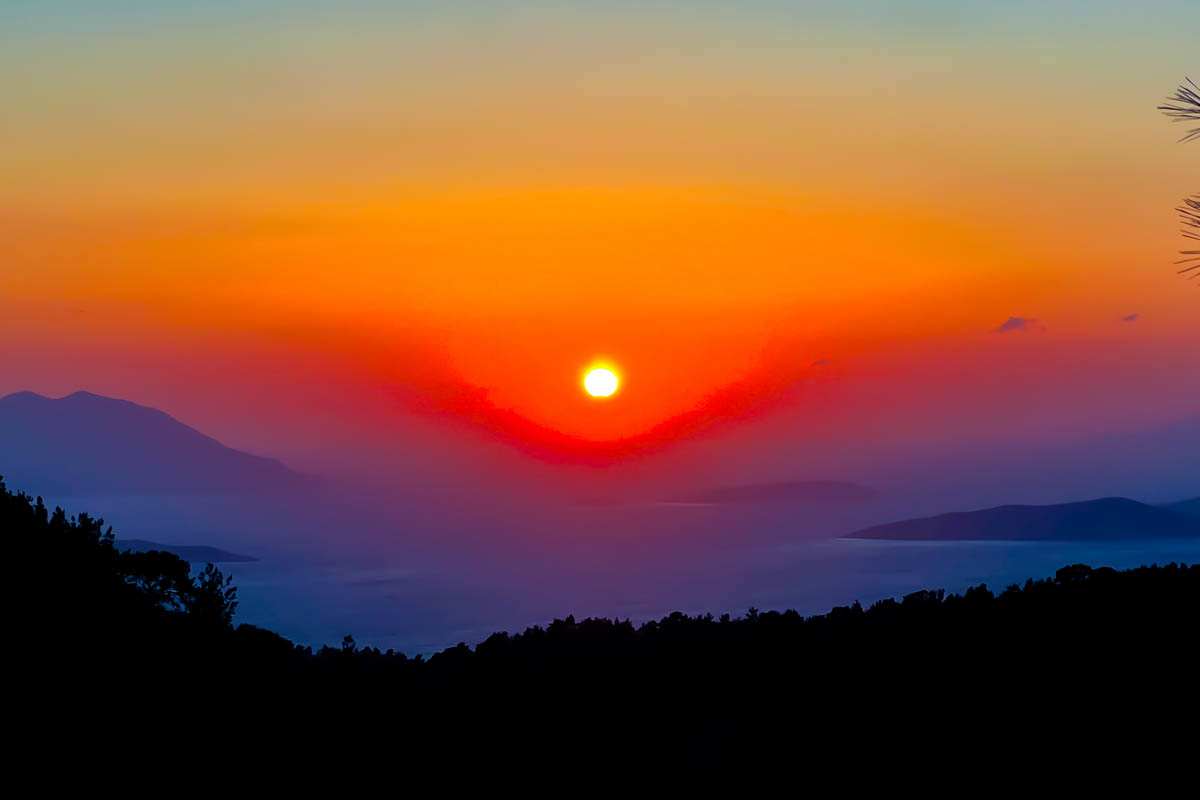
[584,368,618,397]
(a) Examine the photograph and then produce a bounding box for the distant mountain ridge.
[1167,497,1200,516]
[115,539,257,563]
[0,390,314,494]
[847,497,1200,541]
[675,480,879,505]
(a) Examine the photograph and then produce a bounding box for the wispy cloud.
[992,316,1040,334]
[1121,313,1139,322]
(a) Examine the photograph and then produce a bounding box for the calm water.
[47,490,1199,654]
[228,536,1200,654]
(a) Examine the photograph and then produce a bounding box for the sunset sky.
[2,1,1197,474]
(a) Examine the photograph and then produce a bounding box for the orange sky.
[1,2,1197,463]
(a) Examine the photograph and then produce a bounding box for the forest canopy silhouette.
[10,474,1197,730]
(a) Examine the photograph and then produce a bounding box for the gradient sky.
[2,1,1197,472]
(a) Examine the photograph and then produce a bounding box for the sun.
[583,367,619,398]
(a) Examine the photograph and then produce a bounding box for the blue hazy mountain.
[1167,497,1200,517]
[115,539,256,563]
[0,391,314,494]
[847,497,1200,541]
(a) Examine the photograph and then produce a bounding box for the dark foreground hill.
[8,476,1197,764]
[0,390,315,493]
[848,496,1200,540]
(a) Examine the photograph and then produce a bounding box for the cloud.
[810,359,830,367]
[992,316,1040,334]
[1121,313,1139,322]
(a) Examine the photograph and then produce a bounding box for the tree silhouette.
[1160,78,1200,279]
[188,561,239,625]
[1177,195,1200,278]
[1159,77,1200,143]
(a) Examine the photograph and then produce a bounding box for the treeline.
[9,476,1199,725]
[7,477,236,624]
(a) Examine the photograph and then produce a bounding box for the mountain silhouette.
[847,497,1200,541]
[1167,497,1200,516]
[0,391,314,494]
[673,480,879,505]
[114,539,257,563]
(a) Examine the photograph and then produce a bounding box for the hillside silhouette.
[848,496,1200,540]
[0,391,315,493]
[12,473,1196,749]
